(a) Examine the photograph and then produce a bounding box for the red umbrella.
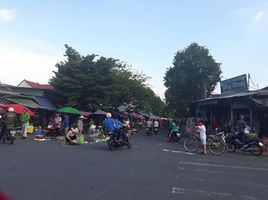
[0,104,8,109]
[6,104,35,116]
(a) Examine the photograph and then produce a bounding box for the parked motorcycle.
[107,128,132,151]
[45,121,64,138]
[226,135,263,156]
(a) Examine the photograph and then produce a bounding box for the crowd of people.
[0,105,252,156]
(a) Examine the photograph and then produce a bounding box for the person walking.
[20,108,30,139]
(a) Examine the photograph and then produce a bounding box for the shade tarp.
[33,97,57,110]
[57,107,80,114]
[6,98,41,109]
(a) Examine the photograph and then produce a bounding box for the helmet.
[106,112,112,118]
[8,107,14,112]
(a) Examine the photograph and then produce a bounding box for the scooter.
[107,128,132,151]
[226,136,263,156]
[169,130,181,142]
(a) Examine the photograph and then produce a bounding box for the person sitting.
[65,128,79,145]
[114,117,125,141]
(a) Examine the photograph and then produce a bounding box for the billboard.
[220,74,248,95]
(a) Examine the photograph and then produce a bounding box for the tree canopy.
[164,42,222,116]
[50,44,166,116]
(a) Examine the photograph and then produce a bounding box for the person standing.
[63,114,70,135]
[195,120,207,154]
[53,113,62,137]
[20,108,30,139]
[236,115,247,143]
[77,115,86,135]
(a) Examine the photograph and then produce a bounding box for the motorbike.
[153,127,159,135]
[226,134,263,156]
[45,121,64,138]
[169,130,181,142]
[107,127,132,151]
[146,127,153,136]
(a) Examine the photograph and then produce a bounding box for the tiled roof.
[21,80,53,90]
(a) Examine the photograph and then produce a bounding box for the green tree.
[164,42,222,116]
[50,45,167,116]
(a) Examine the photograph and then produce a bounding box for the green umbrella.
[57,106,80,114]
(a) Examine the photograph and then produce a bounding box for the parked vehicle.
[45,121,64,138]
[107,127,132,151]
[226,135,263,156]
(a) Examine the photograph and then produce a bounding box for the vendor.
[65,128,78,145]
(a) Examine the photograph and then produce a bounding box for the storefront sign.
[220,74,248,95]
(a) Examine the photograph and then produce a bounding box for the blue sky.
[1,0,268,99]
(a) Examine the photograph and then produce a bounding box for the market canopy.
[57,107,81,114]
[6,103,35,116]
[6,97,41,109]
[33,97,57,110]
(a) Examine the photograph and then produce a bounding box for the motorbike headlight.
[259,142,264,147]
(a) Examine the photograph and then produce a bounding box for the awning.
[33,97,57,110]
[6,98,41,109]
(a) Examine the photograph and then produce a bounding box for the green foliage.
[50,45,167,116]
[164,42,222,116]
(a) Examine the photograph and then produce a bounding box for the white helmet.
[106,112,112,118]
[8,107,14,112]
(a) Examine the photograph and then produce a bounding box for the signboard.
[220,74,248,95]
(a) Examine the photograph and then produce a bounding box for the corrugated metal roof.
[195,91,257,103]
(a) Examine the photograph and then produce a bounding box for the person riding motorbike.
[114,116,125,141]
[2,107,17,140]
[168,120,178,140]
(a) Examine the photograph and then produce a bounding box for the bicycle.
[183,132,226,155]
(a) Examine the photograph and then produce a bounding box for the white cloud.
[0,42,63,86]
[0,8,16,22]
[254,11,264,22]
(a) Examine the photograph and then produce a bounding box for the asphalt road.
[0,131,268,200]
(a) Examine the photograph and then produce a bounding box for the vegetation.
[50,45,166,116]
[164,42,222,116]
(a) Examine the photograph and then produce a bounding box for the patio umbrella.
[57,107,80,114]
[6,104,35,116]
[93,110,107,115]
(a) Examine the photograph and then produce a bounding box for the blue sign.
[220,74,248,94]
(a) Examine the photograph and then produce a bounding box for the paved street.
[0,132,268,200]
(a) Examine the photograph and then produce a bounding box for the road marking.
[163,149,194,155]
[171,187,256,200]
[178,161,268,172]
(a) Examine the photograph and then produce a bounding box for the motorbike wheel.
[9,136,14,145]
[226,143,236,152]
[107,139,116,151]
[250,144,262,156]
[126,138,132,149]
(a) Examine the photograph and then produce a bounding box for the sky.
[1,0,268,99]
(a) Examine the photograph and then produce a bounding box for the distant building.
[17,79,53,90]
